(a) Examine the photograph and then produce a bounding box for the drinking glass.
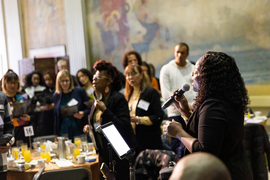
[74,136,81,149]
[24,150,31,162]
[12,147,19,160]
[74,148,80,158]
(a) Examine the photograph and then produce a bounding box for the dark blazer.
[53,87,90,135]
[89,90,136,180]
[185,98,252,180]
[89,90,136,153]
[128,86,164,153]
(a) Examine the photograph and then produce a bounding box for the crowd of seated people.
[1,46,256,180]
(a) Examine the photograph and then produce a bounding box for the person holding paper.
[1,72,33,146]
[124,64,164,154]
[39,71,56,136]
[83,60,136,180]
[0,91,14,180]
[75,68,94,101]
[54,70,90,142]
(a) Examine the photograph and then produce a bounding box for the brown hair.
[55,70,74,94]
[124,64,150,100]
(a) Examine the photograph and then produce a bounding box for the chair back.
[32,167,45,180]
[38,167,91,180]
[243,123,270,180]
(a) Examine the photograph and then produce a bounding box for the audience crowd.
[0,43,253,180]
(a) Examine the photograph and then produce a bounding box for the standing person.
[2,72,32,146]
[54,70,90,142]
[24,71,46,98]
[83,60,136,180]
[39,71,56,136]
[164,51,252,180]
[141,61,159,92]
[160,42,196,157]
[76,68,94,101]
[0,91,14,180]
[124,64,163,154]
[122,50,143,69]
[57,59,78,86]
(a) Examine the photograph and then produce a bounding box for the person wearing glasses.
[83,60,136,180]
[1,71,32,146]
[53,70,90,142]
[124,64,164,155]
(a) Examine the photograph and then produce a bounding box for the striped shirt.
[0,91,14,172]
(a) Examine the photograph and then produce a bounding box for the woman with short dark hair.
[83,60,136,180]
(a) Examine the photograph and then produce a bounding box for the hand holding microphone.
[161,84,190,110]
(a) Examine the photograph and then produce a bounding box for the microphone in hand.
[161,84,190,110]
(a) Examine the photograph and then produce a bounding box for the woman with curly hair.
[83,60,136,180]
[164,51,252,180]
[24,71,45,98]
[122,50,142,69]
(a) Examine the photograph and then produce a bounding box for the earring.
[105,86,109,93]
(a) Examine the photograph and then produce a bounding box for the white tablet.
[100,122,131,159]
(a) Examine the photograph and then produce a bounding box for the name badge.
[137,100,150,111]
[87,87,94,95]
[0,105,4,110]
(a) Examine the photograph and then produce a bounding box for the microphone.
[161,84,190,110]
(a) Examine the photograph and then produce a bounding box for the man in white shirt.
[160,42,196,157]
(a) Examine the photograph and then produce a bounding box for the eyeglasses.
[60,80,70,84]
[93,74,108,80]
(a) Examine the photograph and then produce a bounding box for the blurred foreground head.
[169,152,231,180]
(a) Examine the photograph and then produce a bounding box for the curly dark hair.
[43,70,56,88]
[76,68,93,87]
[122,50,142,68]
[25,70,45,87]
[194,51,249,114]
[93,60,122,91]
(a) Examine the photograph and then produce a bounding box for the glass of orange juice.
[24,150,31,162]
[74,148,80,158]
[20,144,28,156]
[74,136,81,149]
[40,143,46,150]
[41,149,51,162]
[12,147,19,160]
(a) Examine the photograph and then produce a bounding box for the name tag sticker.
[0,105,4,110]
[137,100,150,111]
[87,87,94,95]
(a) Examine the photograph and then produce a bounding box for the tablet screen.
[101,122,130,159]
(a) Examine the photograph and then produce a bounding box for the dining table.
[7,155,100,180]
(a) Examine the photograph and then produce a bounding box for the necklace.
[129,90,141,111]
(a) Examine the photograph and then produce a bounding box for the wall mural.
[85,0,270,85]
